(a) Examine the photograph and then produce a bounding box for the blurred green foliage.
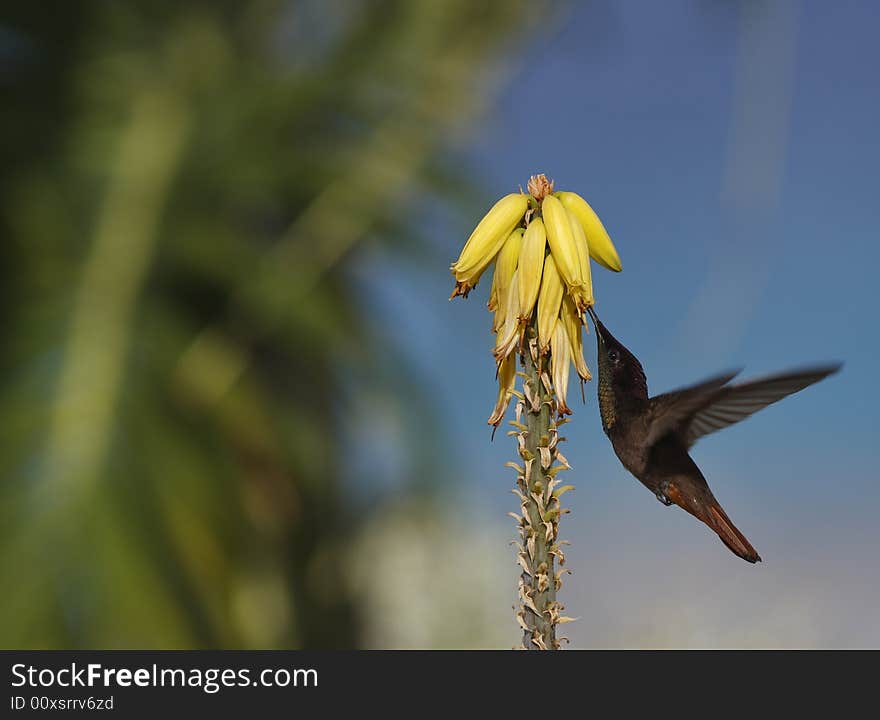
[0,0,536,648]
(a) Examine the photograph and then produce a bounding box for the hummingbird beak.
[586,306,604,343]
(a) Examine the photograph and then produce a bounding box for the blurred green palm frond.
[0,0,538,648]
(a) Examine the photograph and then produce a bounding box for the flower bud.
[450,193,528,298]
[517,217,546,321]
[541,195,581,290]
[557,191,622,272]
[566,208,594,311]
[537,254,563,355]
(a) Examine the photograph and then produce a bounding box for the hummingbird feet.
[655,490,673,506]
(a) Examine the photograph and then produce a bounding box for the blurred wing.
[646,370,742,446]
[681,365,841,447]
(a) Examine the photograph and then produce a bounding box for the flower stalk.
[512,325,575,649]
[449,174,622,649]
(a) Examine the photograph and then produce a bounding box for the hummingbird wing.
[648,365,841,448]
[645,370,742,446]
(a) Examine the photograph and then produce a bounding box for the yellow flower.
[550,322,572,416]
[557,191,622,272]
[488,352,517,427]
[493,270,522,363]
[517,217,546,322]
[566,208,594,311]
[450,193,528,298]
[449,174,621,427]
[560,295,591,382]
[541,194,581,291]
[537,254,563,355]
[487,271,499,314]
[490,228,524,331]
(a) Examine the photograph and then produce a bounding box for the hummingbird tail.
[666,482,762,563]
[704,501,762,564]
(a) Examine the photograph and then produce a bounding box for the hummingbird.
[586,306,840,563]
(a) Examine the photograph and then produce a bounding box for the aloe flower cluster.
[449,174,622,649]
[451,174,621,428]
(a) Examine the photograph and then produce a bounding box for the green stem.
[515,326,569,650]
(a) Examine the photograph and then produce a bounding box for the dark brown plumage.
[587,306,841,563]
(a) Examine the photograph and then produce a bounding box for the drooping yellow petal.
[541,194,581,290]
[488,352,517,427]
[560,296,591,381]
[550,322,572,416]
[450,193,528,297]
[537,254,563,355]
[518,217,546,321]
[493,269,522,362]
[566,208,594,311]
[557,191,622,272]
[487,266,499,313]
[491,228,523,331]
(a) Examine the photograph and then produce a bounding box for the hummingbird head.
[586,307,648,429]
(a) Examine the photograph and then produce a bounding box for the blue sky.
[360,1,880,647]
